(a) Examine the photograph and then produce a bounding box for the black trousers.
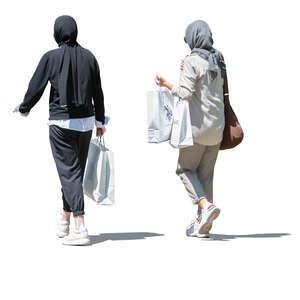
[49,125,92,216]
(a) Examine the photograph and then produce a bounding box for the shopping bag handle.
[98,136,106,148]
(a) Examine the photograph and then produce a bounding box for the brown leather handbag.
[220,71,244,150]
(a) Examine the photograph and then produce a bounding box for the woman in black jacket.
[14,15,106,245]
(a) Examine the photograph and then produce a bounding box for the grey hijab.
[184,20,226,80]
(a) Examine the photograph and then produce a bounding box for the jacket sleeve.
[92,57,105,126]
[19,53,50,114]
[170,56,200,101]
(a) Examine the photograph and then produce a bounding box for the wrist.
[164,81,173,90]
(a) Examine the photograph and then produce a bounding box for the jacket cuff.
[171,86,178,97]
[95,120,104,128]
[15,104,30,117]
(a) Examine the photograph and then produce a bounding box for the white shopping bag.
[147,87,174,143]
[170,99,194,148]
[83,138,115,205]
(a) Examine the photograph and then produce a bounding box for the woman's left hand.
[13,104,20,113]
[13,104,29,117]
[155,74,173,90]
[155,74,167,87]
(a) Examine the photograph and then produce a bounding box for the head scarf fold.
[184,20,226,80]
[54,15,85,107]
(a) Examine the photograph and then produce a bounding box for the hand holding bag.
[170,98,194,148]
[83,137,115,205]
[147,87,174,143]
[220,71,244,150]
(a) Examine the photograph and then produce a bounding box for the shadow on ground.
[89,232,164,245]
[207,233,290,241]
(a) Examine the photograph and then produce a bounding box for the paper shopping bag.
[170,99,194,148]
[147,87,174,143]
[83,138,115,205]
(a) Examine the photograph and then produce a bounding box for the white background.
[0,0,299,299]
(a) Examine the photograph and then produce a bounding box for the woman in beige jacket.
[155,20,226,238]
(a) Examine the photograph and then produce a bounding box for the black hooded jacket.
[19,16,105,123]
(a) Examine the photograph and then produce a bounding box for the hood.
[54,15,78,46]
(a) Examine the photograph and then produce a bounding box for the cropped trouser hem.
[73,211,85,217]
[177,171,207,204]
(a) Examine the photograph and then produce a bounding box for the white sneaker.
[62,227,90,246]
[198,204,220,235]
[186,217,210,238]
[57,213,70,238]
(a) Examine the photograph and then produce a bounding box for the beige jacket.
[171,54,225,146]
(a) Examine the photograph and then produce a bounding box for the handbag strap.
[223,71,229,95]
[223,70,230,104]
[221,53,229,105]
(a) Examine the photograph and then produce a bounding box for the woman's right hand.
[180,59,184,70]
[96,127,106,137]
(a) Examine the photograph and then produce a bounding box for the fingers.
[13,104,20,113]
[155,74,166,87]
[180,59,184,70]
[96,128,101,137]
[96,127,106,137]
[155,74,161,86]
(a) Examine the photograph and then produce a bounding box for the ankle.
[74,215,85,230]
[197,197,209,209]
[75,224,86,231]
[61,211,71,222]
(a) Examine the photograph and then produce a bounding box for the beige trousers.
[176,143,220,205]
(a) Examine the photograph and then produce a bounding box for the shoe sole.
[57,232,69,238]
[187,233,210,238]
[186,226,210,238]
[199,208,220,235]
[63,238,90,246]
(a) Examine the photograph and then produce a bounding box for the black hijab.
[54,15,86,107]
